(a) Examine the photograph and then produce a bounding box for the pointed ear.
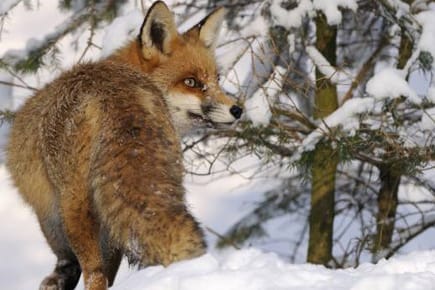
[186,7,226,49]
[139,1,178,58]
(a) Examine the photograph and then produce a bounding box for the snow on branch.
[366,68,420,104]
[270,0,357,29]
[312,0,357,25]
[306,46,348,85]
[415,8,435,68]
[296,97,376,155]
[1,2,112,72]
[270,0,313,29]
[245,66,287,127]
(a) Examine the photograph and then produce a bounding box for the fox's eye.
[184,78,197,88]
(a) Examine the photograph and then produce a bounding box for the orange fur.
[6,2,240,290]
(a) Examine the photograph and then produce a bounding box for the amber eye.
[184,78,197,88]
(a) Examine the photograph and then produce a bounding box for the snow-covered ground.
[113,248,435,290]
[0,166,54,289]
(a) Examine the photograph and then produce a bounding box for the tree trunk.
[373,165,400,258]
[307,14,339,265]
[372,27,410,259]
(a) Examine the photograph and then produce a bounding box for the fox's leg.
[39,259,81,290]
[36,210,81,290]
[104,249,122,287]
[60,184,107,290]
[100,231,122,287]
[39,214,122,289]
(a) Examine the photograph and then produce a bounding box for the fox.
[6,2,242,290]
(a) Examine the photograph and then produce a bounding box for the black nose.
[230,105,243,119]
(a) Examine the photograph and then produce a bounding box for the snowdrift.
[112,248,435,290]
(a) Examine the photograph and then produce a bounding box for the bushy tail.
[89,89,205,267]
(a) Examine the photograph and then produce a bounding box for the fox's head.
[134,1,242,135]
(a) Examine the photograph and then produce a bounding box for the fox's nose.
[230,105,243,119]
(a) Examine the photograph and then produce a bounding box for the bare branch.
[0,80,37,91]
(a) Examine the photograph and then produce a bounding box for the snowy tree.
[1,0,434,269]
[182,0,435,266]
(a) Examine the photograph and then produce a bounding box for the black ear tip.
[152,1,169,9]
[230,105,243,119]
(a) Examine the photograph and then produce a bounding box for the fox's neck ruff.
[108,41,152,73]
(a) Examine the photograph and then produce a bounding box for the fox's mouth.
[188,111,234,128]
[188,111,214,127]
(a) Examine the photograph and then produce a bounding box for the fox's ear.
[139,1,178,58]
[186,7,226,49]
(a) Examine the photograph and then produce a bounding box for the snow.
[0,1,67,56]
[2,6,84,67]
[270,0,313,29]
[0,71,13,161]
[313,0,358,26]
[366,68,420,104]
[240,14,268,37]
[0,0,20,16]
[386,0,411,17]
[245,66,286,126]
[297,97,375,153]
[101,10,143,57]
[421,107,435,130]
[2,1,111,67]
[270,0,357,28]
[0,71,13,108]
[321,97,375,131]
[306,46,349,85]
[245,91,271,126]
[0,166,55,289]
[111,248,435,290]
[429,86,435,103]
[415,8,435,65]
[400,183,435,204]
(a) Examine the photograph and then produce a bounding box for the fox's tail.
[89,85,205,267]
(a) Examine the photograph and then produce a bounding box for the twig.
[385,215,435,259]
[78,0,98,63]
[4,66,37,91]
[206,226,241,250]
[0,80,37,91]
[340,37,388,104]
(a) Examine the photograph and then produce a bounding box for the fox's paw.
[39,273,65,290]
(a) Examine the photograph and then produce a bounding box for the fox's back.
[7,61,183,212]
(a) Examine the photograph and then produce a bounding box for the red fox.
[6,2,242,290]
